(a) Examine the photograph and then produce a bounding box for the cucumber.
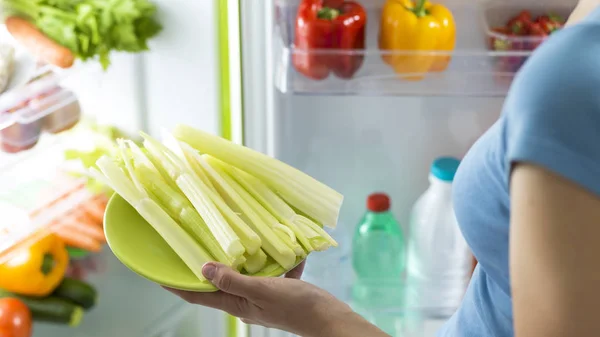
[66,247,90,259]
[0,289,83,326]
[52,278,97,310]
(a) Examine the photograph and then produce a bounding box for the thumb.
[203,262,263,298]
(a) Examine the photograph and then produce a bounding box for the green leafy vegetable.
[63,123,126,194]
[2,0,162,69]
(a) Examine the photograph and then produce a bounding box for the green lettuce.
[2,0,162,69]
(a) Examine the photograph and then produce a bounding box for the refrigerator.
[0,0,573,336]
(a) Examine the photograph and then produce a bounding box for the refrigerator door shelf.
[274,0,576,96]
[260,305,448,337]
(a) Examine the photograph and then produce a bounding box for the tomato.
[0,329,14,337]
[0,299,32,337]
[507,10,533,35]
[517,10,532,21]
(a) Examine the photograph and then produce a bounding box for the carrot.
[54,229,102,253]
[53,217,102,252]
[80,198,106,225]
[5,16,75,68]
[75,207,97,226]
[65,213,106,243]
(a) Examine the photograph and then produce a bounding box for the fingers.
[203,262,265,298]
[164,287,254,317]
[240,318,260,325]
[285,260,305,279]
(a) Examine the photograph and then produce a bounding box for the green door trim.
[218,0,232,142]
[217,0,246,336]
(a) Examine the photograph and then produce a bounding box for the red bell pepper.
[292,0,367,80]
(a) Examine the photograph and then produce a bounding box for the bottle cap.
[367,193,390,212]
[431,157,461,182]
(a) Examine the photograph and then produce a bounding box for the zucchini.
[52,277,97,310]
[0,289,84,326]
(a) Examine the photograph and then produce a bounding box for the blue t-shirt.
[438,9,600,337]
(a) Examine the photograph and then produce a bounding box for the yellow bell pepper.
[379,0,456,80]
[0,234,68,297]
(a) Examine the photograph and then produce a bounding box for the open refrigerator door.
[240,0,577,336]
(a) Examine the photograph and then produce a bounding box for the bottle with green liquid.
[352,192,406,308]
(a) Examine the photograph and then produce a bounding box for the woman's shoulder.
[504,22,600,121]
[512,22,600,93]
[501,21,600,199]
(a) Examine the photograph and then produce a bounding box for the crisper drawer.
[34,250,195,337]
[0,127,228,337]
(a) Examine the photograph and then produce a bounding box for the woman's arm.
[510,163,600,337]
[166,262,390,337]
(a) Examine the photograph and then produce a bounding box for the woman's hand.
[165,262,390,337]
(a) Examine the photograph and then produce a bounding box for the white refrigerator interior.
[241,0,506,336]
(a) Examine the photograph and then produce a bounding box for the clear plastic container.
[0,30,83,153]
[0,83,82,153]
[0,103,42,153]
[273,0,578,96]
[481,0,575,76]
[31,87,82,134]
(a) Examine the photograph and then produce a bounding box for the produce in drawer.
[379,0,456,80]
[292,0,366,80]
[2,0,162,70]
[488,10,565,73]
[0,234,68,297]
[51,277,97,311]
[4,17,75,69]
[50,192,108,253]
[95,126,343,291]
[0,290,84,327]
[0,44,15,94]
[0,104,42,154]
[0,298,32,337]
[65,251,105,281]
[29,88,82,134]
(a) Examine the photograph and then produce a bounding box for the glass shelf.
[273,0,576,97]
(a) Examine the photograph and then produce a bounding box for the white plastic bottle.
[405,157,471,318]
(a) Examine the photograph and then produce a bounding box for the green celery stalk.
[197,153,296,268]
[95,156,211,281]
[295,215,338,248]
[274,228,305,257]
[135,166,237,267]
[141,133,245,258]
[117,139,147,195]
[273,223,296,242]
[171,140,262,255]
[173,125,343,228]
[214,159,314,252]
[243,249,267,274]
[161,132,219,195]
[206,156,311,256]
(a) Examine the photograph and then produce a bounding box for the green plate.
[104,194,303,292]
